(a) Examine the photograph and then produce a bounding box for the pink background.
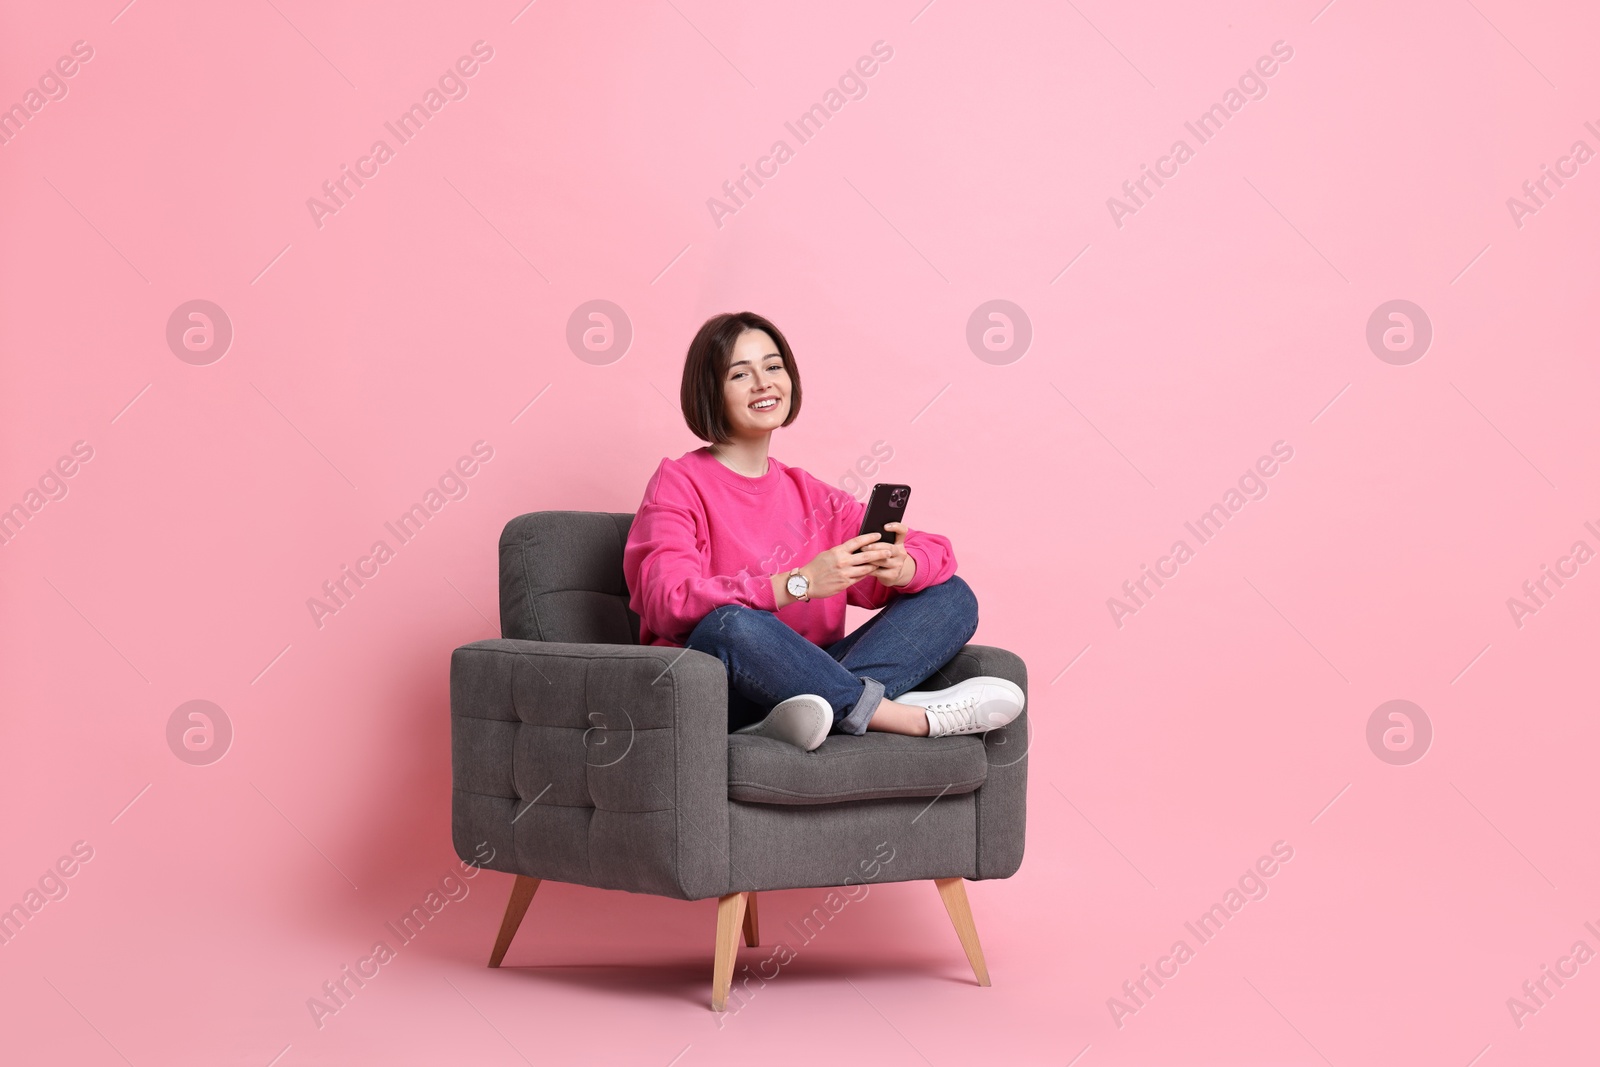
[3,1,1597,1064]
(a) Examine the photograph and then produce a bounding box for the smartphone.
[857,483,911,546]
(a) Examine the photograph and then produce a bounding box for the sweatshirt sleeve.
[623,463,778,645]
[805,479,956,610]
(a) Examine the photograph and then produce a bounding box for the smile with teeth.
[750,397,780,411]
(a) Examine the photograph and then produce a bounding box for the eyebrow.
[727,354,782,371]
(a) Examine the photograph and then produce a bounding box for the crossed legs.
[685,575,980,736]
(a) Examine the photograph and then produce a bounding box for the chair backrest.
[498,511,641,644]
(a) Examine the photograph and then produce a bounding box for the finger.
[843,532,883,550]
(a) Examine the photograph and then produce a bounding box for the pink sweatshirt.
[623,447,957,648]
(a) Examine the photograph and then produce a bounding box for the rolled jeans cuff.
[836,676,885,736]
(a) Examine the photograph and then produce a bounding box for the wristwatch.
[785,568,811,602]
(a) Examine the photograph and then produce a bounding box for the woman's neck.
[709,435,770,478]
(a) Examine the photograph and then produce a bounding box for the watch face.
[787,574,807,597]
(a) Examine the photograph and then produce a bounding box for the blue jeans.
[685,574,980,735]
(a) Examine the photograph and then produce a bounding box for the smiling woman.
[621,311,1025,751]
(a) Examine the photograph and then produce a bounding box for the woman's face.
[721,329,790,439]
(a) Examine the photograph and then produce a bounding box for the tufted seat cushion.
[727,731,989,806]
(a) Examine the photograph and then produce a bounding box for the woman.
[622,311,1025,752]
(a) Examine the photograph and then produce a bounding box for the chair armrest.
[942,644,1029,879]
[450,639,732,900]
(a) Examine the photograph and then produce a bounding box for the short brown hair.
[679,311,803,444]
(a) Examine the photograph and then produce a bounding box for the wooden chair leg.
[742,890,759,947]
[934,878,991,986]
[711,891,750,1011]
[488,875,541,968]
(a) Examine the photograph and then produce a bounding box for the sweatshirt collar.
[693,446,781,494]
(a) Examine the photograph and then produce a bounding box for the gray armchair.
[450,511,1029,1010]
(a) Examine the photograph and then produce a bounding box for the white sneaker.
[733,694,833,752]
[896,677,1025,738]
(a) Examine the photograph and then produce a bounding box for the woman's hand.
[797,532,894,600]
[865,521,916,588]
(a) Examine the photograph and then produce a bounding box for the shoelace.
[924,693,980,714]
[926,695,990,735]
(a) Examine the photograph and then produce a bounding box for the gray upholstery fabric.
[939,646,1029,879]
[450,510,1030,901]
[451,639,731,901]
[727,793,978,890]
[728,732,988,805]
[499,511,641,644]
